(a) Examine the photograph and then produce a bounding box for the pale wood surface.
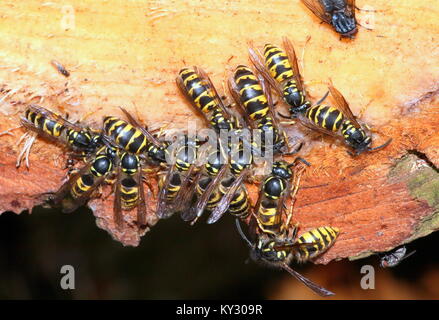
[0,0,438,259]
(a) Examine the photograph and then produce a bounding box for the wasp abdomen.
[234,66,269,120]
[305,105,344,132]
[264,44,294,82]
[295,226,339,263]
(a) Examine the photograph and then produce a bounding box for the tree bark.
[0,0,438,261]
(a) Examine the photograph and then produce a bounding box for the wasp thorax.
[283,81,304,108]
[92,156,112,176]
[263,176,285,199]
[272,161,293,180]
[68,130,91,148]
[252,238,287,263]
[121,153,139,175]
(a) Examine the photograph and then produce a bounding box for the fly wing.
[346,0,356,19]
[300,0,332,24]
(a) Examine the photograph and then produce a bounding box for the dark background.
[0,206,438,299]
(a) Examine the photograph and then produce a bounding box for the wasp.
[156,134,202,219]
[19,105,102,164]
[228,65,289,155]
[177,67,254,154]
[235,160,339,296]
[180,138,252,225]
[380,246,416,268]
[48,145,116,213]
[249,38,317,117]
[296,83,392,155]
[103,107,168,164]
[237,219,339,296]
[180,144,228,223]
[113,150,153,229]
[300,0,358,38]
[204,142,253,224]
[177,67,237,133]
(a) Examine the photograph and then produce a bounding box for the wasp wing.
[119,106,164,148]
[191,163,229,223]
[156,164,177,219]
[227,71,256,130]
[282,37,306,95]
[328,82,362,128]
[113,164,124,229]
[135,167,148,228]
[207,169,249,224]
[248,44,285,99]
[281,263,335,296]
[56,166,108,213]
[194,66,234,121]
[180,170,205,222]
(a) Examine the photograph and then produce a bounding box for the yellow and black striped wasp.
[103,107,168,164]
[248,38,320,118]
[177,67,237,133]
[48,144,116,214]
[180,143,228,223]
[18,105,102,167]
[102,107,173,228]
[235,159,339,296]
[296,83,392,156]
[180,138,252,225]
[204,142,253,224]
[156,134,202,219]
[228,64,289,155]
[113,150,152,229]
[177,67,254,154]
[300,0,358,38]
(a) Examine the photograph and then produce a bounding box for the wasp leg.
[0,126,21,137]
[252,212,278,236]
[16,131,37,169]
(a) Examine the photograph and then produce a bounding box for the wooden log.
[0,0,438,262]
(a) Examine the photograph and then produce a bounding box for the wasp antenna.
[315,91,330,105]
[235,218,254,248]
[289,156,311,167]
[367,138,392,152]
